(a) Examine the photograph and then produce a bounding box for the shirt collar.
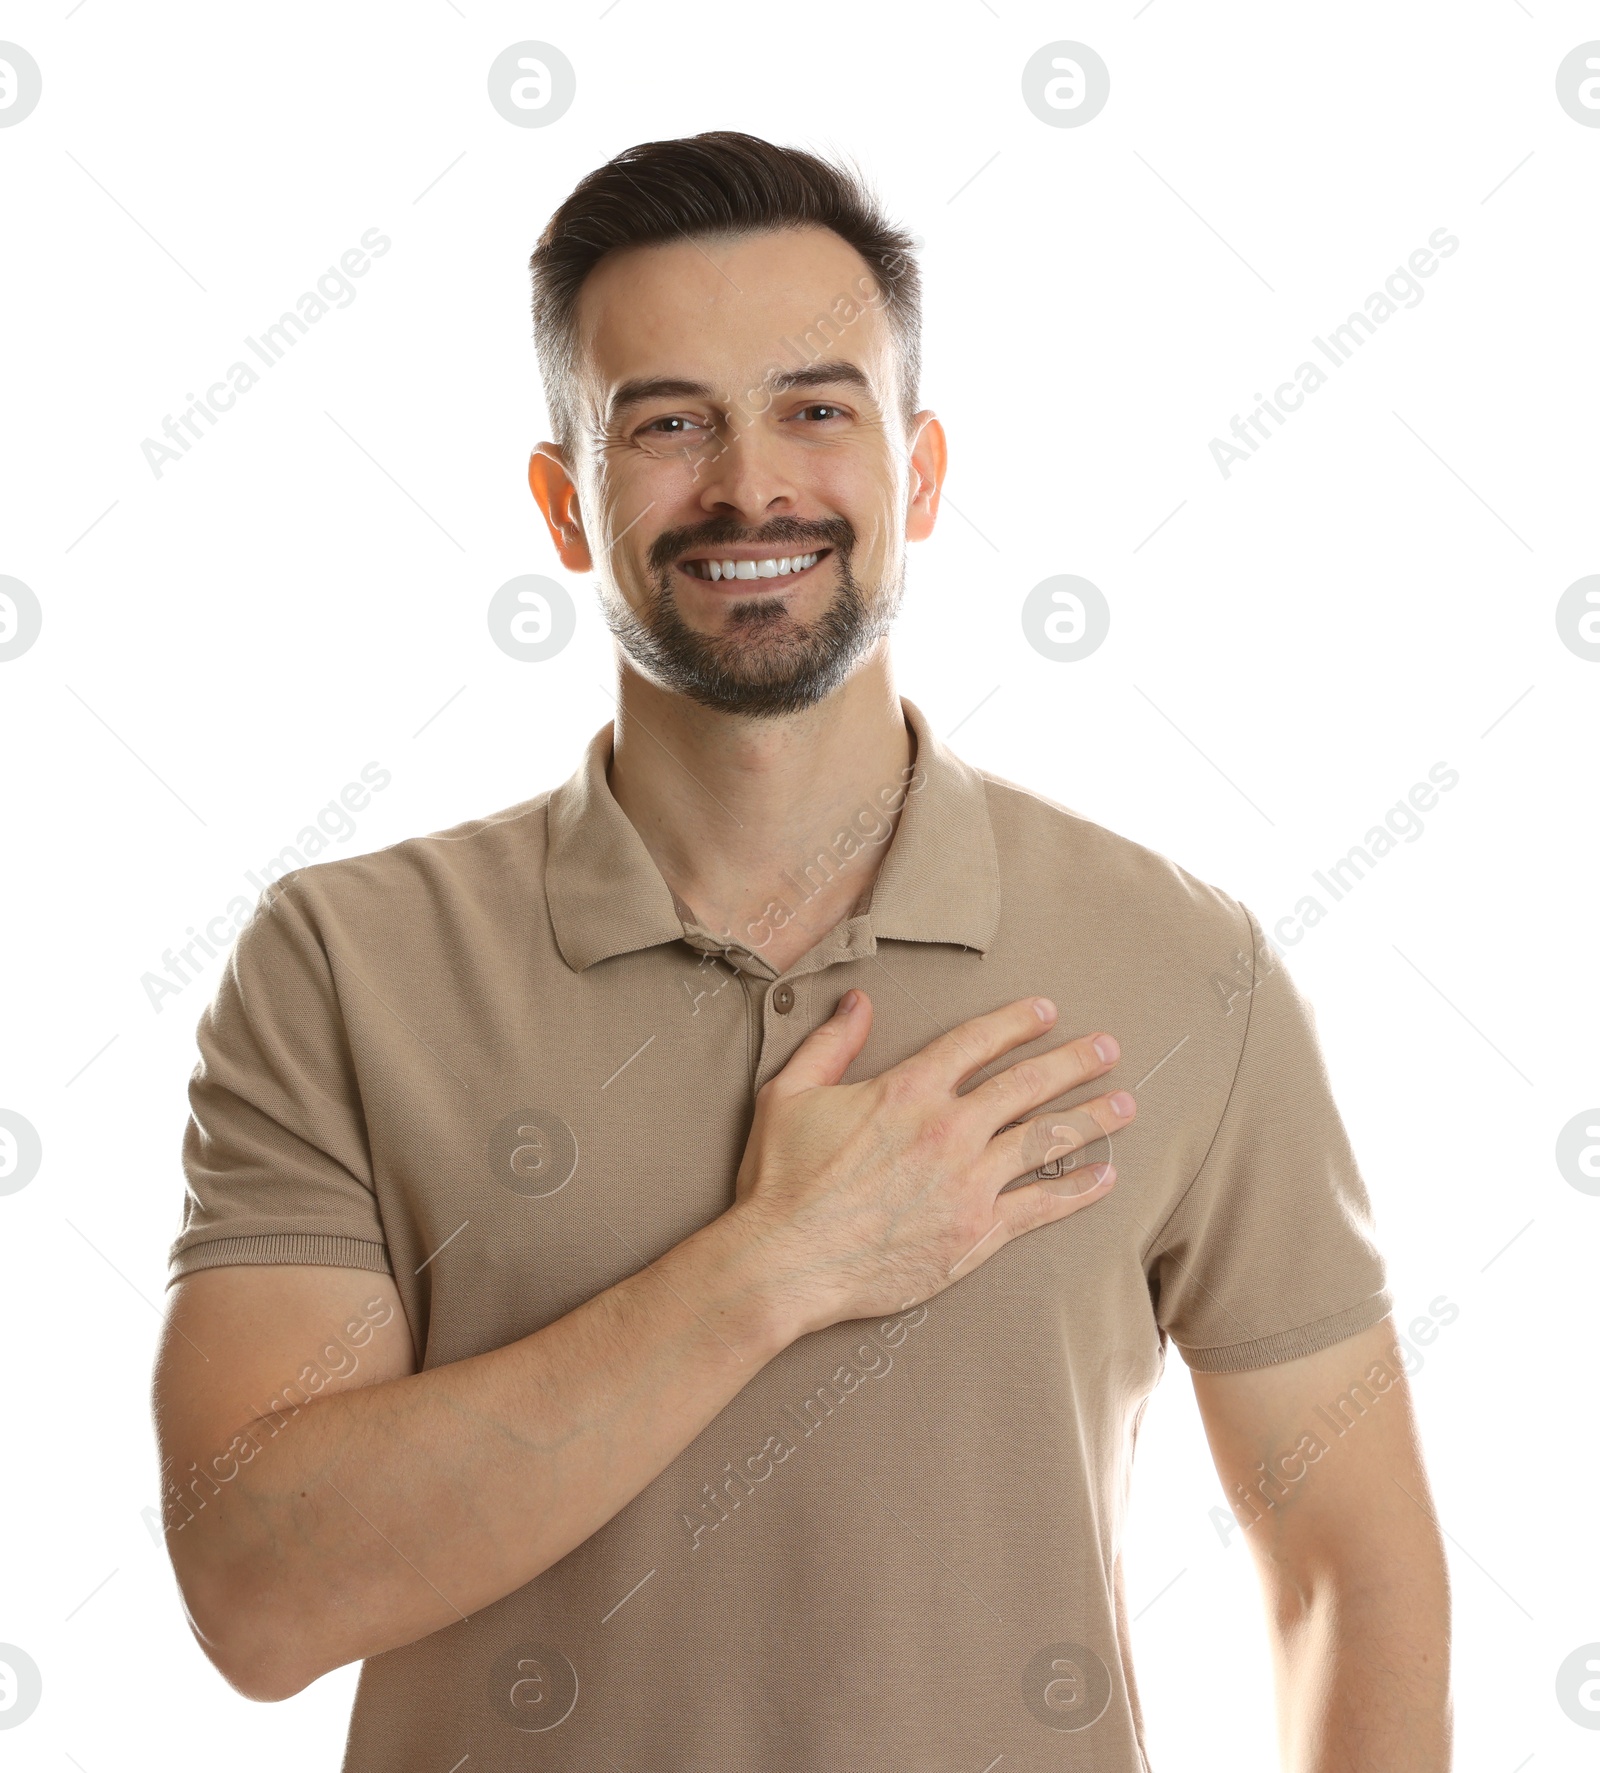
[545,694,1000,974]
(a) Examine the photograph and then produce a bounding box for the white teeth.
[687,551,822,580]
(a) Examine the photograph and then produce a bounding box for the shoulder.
[254,790,555,938]
[975,764,1256,961]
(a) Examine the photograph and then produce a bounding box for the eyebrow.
[605,360,874,424]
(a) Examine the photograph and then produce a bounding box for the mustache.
[647,514,855,574]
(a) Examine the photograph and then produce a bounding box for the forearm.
[1265,1552,1451,1771]
[173,1208,797,1699]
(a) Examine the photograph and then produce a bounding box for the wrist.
[694,1202,824,1354]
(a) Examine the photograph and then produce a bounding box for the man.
[154,132,1451,1769]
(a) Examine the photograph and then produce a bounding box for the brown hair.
[529,130,922,452]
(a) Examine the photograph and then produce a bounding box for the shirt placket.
[677,912,877,1092]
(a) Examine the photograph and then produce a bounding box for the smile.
[679,549,829,583]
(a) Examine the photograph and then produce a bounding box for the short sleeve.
[1145,903,1392,1372]
[166,875,393,1287]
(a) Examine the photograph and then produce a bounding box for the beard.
[600,513,903,719]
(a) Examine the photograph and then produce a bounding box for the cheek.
[807,458,897,549]
[618,452,728,535]
[842,499,898,561]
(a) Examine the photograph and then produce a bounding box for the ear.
[528,445,593,572]
[903,412,946,543]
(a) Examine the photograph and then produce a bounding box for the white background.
[2,3,1597,1768]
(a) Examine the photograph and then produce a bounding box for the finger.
[761,988,874,1099]
[979,1090,1136,1195]
[991,1162,1117,1242]
[889,996,1063,1099]
[961,1030,1123,1132]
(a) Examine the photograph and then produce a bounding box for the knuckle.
[1002,1058,1042,1102]
[1004,1184,1051,1235]
[913,1106,961,1155]
[949,1206,998,1264]
[1030,1182,1065,1227]
[918,1042,960,1089]
[876,1065,923,1112]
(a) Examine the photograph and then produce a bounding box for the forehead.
[572,225,895,408]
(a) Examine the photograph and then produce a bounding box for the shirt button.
[772,983,795,1015]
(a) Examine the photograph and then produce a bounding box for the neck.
[605,647,914,969]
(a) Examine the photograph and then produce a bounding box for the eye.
[638,414,708,437]
[795,403,848,422]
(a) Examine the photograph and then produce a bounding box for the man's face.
[534,225,941,719]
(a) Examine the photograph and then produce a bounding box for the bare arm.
[1192,1315,1452,1771]
[153,990,1130,1701]
[154,1212,794,1703]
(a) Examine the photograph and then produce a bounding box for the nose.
[691,418,799,525]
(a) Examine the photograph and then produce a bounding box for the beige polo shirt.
[168,693,1391,1771]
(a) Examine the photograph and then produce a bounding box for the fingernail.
[1093,1034,1119,1063]
[837,990,858,1016]
[1092,1162,1115,1184]
[1033,997,1056,1022]
[1109,1091,1135,1117]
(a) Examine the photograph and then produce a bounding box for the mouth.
[677,547,832,584]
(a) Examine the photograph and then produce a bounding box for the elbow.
[208,1646,314,1707]
[167,1541,323,1703]
[211,1631,320,1706]
[194,1608,324,1705]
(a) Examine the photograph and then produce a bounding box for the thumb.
[765,989,872,1096]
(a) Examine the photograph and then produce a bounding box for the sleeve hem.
[166,1232,393,1289]
[1175,1290,1393,1374]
